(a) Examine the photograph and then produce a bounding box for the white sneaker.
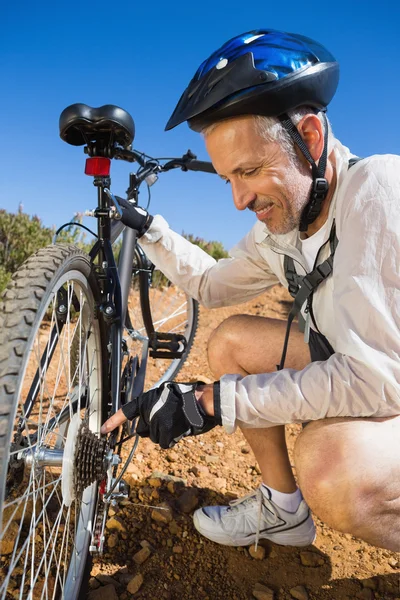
[193,486,316,547]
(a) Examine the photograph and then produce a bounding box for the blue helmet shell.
[165,29,339,130]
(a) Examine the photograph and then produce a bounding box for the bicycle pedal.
[149,332,187,359]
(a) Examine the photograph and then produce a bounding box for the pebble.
[388,557,399,568]
[107,533,119,549]
[213,477,227,490]
[105,516,127,533]
[127,574,144,595]
[249,544,266,560]
[166,450,179,462]
[151,503,173,524]
[205,454,220,463]
[148,477,162,488]
[168,520,180,535]
[252,582,275,599]
[177,488,199,513]
[299,551,325,567]
[1,521,19,555]
[173,545,183,553]
[289,585,309,600]
[133,546,152,565]
[96,575,120,588]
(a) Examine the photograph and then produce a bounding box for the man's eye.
[244,169,258,177]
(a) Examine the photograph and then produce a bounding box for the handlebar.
[168,159,216,174]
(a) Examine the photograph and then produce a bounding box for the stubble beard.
[261,160,312,235]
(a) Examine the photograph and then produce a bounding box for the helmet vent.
[244,34,265,44]
[216,58,228,69]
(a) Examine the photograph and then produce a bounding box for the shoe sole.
[193,511,317,547]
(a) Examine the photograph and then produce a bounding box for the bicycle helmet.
[165,30,339,231]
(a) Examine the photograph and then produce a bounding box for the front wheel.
[0,244,108,600]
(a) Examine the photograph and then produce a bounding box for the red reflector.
[85,157,111,176]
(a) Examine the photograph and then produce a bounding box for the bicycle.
[0,103,216,600]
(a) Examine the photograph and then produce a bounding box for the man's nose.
[231,180,257,211]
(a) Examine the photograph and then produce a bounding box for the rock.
[151,503,173,524]
[190,465,210,477]
[388,557,399,568]
[173,545,183,553]
[1,521,19,555]
[151,471,187,485]
[299,551,325,567]
[133,546,151,565]
[148,477,163,488]
[241,447,250,454]
[177,488,199,513]
[290,585,309,600]
[356,589,374,600]
[205,454,220,463]
[362,578,377,590]
[249,544,266,560]
[253,582,275,599]
[127,574,144,594]
[96,575,120,587]
[213,477,227,490]
[166,450,179,462]
[107,533,119,548]
[87,584,118,600]
[168,520,180,535]
[106,516,127,533]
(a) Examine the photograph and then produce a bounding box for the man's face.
[205,116,312,235]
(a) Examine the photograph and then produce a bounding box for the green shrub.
[0,207,229,294]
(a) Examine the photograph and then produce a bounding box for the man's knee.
[294,418,400,535]
[207,315,248,377]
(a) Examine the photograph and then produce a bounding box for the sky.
[2,1,399,250]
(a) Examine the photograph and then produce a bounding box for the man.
[102,30,400,551]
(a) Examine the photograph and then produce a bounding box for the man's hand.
[116,196,153,237]
[100,381,221,449]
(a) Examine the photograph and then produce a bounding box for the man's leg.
[207,315,309,492]
[191,314,317,546]
[294,415,400,551]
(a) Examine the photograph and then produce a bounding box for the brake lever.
[104,189,123,219]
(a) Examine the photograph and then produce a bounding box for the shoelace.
[228,488,279,551]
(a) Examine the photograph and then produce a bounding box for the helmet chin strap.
[278,112,329,232]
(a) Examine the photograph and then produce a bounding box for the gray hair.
[201,107,335,164]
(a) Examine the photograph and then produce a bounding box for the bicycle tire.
[125,245,199,389]
[0,244,108,600]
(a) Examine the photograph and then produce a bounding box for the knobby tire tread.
[0,243,105,599]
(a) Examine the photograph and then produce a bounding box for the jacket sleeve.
[139,215,279,308]
[219,156,400,433]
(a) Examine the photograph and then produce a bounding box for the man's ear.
[297,114,325,162]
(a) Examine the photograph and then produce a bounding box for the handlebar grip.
[186,160,216,174]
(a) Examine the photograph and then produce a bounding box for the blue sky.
[2,1,399,250]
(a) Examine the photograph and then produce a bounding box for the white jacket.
[140,140,400,433]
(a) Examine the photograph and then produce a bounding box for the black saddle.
[59,104,135,150]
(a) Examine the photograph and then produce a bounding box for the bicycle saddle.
[59,104,135,149]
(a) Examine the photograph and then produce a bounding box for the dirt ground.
[89,285,400,600]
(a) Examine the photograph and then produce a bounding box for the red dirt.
[90,285,400,600]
